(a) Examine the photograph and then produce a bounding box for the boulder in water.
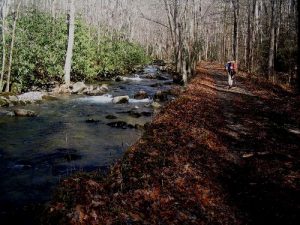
[86,84,109,96]
[145,74,157,79]
[112,96,129,104]
[71,82,87,94]
[17,91,46,103]
[14,109,37,117]
[151,102,161,109]
[86,89,104,96]
[154,90,170,102]
[115,76,124,82]
[100,84,109,92]
[134,90,149,100]
[51,84,70,94]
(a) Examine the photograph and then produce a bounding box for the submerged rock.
[107,121,140,129]
[112,96,129,104]
[157,75,169,80]
[107,121,128,129]
[106,115,118,120]
[127,110,142,118]
[86,118,100,123]
[14,109,38,117]
[141,111,152,117]
[42,95,59,101]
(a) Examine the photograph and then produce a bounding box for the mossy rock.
[0,97,9,107]
[0,92,13,98]
[11,83,22,94]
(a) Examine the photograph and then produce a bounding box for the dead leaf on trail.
[75,205,86,223]
[242,153,254,158]
[129,212,143,221]
[87,180,101,188]
[91,200,106,207]
[183,164,193,174]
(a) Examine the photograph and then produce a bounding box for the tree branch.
[139,11,168,29]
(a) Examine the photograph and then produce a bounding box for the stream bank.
[45,62,300,225]
[0,65,179,225]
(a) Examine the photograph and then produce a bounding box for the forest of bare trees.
[0,0,299,90]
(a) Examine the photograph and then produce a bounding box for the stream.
[0,66,174,224]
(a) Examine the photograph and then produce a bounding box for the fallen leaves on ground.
[45,62,300,225]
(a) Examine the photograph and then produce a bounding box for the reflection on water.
[0,66,173,224]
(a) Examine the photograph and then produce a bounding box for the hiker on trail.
[225,61,237,88]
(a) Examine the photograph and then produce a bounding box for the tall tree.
[268,0,276,80]
[0,0,9,92]
[246,0,256,72]
[297,0,300,93]
[5,2,21,92]
[232,0,239,66]
[64,0,75,86]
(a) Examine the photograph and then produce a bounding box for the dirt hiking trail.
[47,62,300,225]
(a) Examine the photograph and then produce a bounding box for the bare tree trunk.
[232,0,239,68]
[64,0,75,86]
[205,31,209,61]
[246,0,251,72]
[51,0,57,18]
[268,0,276,80]
[0,1,7,92]
[296,0,300,93]
[5,2,20,92]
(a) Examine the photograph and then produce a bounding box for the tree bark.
[268,0,276,80]
[296,0,300,93]
[5,2,20,92]
[232,0,239,67]
[0,1,7,92]
[64,0,75,86]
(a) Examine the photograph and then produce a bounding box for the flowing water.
[0,66,173,224]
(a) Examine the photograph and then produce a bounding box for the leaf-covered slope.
[46,62,300,225]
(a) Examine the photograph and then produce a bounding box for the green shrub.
[0,10,150,90]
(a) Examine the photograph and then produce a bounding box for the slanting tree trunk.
[0,0,8,92]
[64,0,75,86]
[268,0,276,80]
[5,2,20,93]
